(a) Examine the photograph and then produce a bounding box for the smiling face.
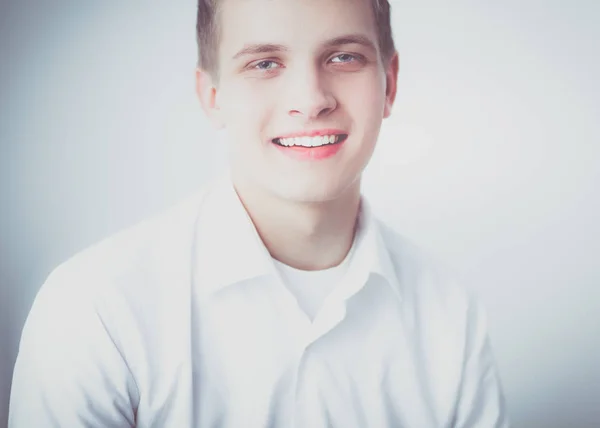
[197,0,398,203]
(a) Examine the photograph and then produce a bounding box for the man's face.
[202,0,398,203]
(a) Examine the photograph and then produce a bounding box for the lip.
[272,128,348,140]
[271,133,348,161]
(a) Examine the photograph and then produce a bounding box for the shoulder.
[14,186,214,409]
[375,221,504,422]
[376,220,492,376]
[17,185,213,388]
[376,220,478,324]
[24,185,212,350]
[45,187,208,297]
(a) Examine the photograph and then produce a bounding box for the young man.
[9,0,509,426]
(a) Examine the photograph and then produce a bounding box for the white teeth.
[277,135,340,147]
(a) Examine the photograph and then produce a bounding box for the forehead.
[218,0,378,57]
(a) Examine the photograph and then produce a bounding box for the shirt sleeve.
[453,294,511,428]
[8,268,139,428]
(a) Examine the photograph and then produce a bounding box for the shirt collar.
[194,170,402,302]
[331,195,403,303]
[194,170,275,296]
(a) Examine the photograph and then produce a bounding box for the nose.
[286,67,337,120]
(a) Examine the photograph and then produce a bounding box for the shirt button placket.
[289,330,314,428]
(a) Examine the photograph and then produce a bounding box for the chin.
[266,174,358,204]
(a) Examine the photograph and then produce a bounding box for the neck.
[231,175,362,271]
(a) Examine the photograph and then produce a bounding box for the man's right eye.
[253,60,281,70]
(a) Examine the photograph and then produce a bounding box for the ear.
[383,52,399,119]
[196,68,225,129]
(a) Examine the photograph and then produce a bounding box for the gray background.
[1,1,599,427]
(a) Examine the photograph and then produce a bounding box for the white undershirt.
[273,240,356,322]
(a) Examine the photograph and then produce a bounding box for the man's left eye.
[330,54,358,63]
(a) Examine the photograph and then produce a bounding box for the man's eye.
[330,53,359,64]
[253,60,281,70]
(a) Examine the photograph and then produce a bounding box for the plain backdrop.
[1,1,599,427]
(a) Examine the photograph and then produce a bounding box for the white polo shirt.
[9,170,510,427]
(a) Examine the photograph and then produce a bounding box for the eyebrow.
[232,43,289,60]
[231,34,377,60]
[321,34,377,52]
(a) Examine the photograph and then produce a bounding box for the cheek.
[363,76,387,113]
[219,88,277,159]
[342,76,386,131]
[337,68,384,104]
[220,84,253,118]
[221,86,271,134]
